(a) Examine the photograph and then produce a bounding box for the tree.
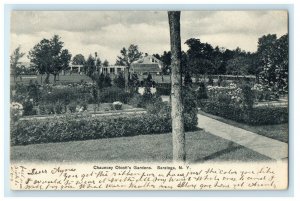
[96,58,102,75]
[168,11,185,162]
[273,34,288,93]
[103,59,109,67]
[28,35,71,83]
[84,54,96,77]
[10,46,25,82]
[114,72,125,88]
[116,44,143,91]
[103,74,112,88]
[72,54,86,65]
[185,38,214,78]
[256,34,288,92]
[226,56,250,75]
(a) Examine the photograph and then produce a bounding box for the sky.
[10,10,288,64]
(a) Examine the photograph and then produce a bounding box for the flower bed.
[200,100,288,125]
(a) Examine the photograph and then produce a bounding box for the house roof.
[133,55,163,65]
[131,63,162,73]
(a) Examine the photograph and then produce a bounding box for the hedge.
[156,83,171,95]
[11,113,198,146]
[200,101,288,125]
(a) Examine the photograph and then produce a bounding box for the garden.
[10,74,199,146]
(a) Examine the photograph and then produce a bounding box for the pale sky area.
[10,10,288,64]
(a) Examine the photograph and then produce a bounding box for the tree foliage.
[72,54,86,65]
[257,34,288,93]
[28,35,71,83]
[84,54,96,77]
[115,44,143,67]
[115,44,142,90]
[10,46,25,81]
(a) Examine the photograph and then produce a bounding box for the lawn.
[198,110,288,143]
[11,130,272,163]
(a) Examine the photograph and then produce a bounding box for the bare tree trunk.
[124,67,129,92]
[168,11,185,162]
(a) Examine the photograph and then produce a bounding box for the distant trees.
[28,35,72,83]
[72,54,86,65]
[116,44,143,90]
[103,59,109,67]
[84,54,96,77]
[10,46,25,82]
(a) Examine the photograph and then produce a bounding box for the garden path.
[197,114,288,161]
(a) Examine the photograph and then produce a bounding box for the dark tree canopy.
[72,54,86,65]
[84,54,96,77]
[28,35,71,83]
[103,59,109,67]
[115,44,143,66]
[257,33,288,92]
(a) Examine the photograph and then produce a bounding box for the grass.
[199,110,288,143]
[11,130,272,163]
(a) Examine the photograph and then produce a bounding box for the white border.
[1,0,299,200]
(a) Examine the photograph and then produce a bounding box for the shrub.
[114,73,125,88]
[98,87,132,103]
[45,104,55,115]
[201,101,288,125]
[80,101,88,111]
[10,102,23,122]
[55,102,64,114]
[41,87,89,106]
[11,114,171,145]
[22,100,36,116]
[146,99,171,115]
[128,93,144,108]
[240,82,255,109]
[156,83,171,95]
[112,101,123,110]
[68,102,77,113]
[39,105,47,115]
[183,88,198,130]
[197,82,208,99]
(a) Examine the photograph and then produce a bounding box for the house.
[102,65,126,75]
[130,54,163,75]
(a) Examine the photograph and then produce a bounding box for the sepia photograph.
[8,9,289,190]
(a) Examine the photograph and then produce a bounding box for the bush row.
[200,101,288,125]
[11,112,198,146]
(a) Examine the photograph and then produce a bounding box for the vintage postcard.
[9,10,289,190]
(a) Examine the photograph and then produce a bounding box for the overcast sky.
[11,10,288,64]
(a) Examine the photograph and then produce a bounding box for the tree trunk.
[44,73,50,84]
[54,74,57,83]
[124,67,129,92]
[168,11,185,162]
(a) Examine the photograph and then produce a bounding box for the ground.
[10,130,272,163]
